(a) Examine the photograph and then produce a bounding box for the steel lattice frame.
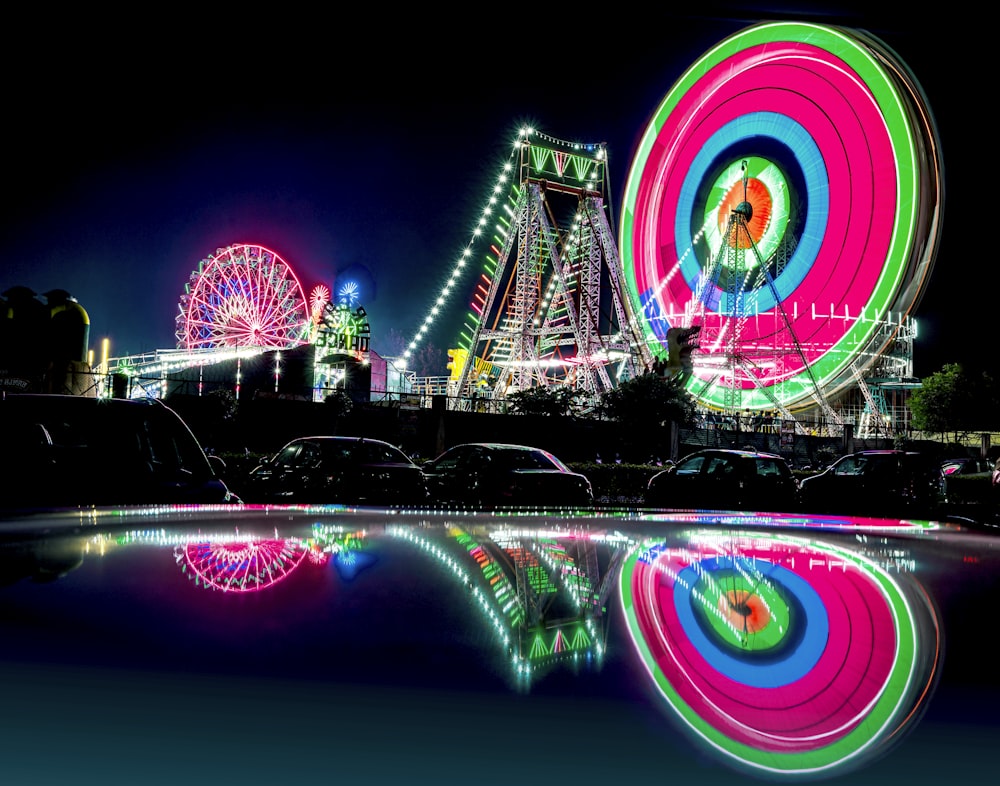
[450,132,647,402]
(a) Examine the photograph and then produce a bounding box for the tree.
[596,372,697,428]
[408,343,447,378]
[907,363,989,441]
[204,387,238,422]
[324,389,354,417]
[376,328,408,358]
[505,385,583,416]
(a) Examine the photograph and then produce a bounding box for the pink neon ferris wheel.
[175,243,312,350]
[620,22,944,411]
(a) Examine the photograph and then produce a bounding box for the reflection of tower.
[390,524,612,683]
[490,530,606,674]
[450,131,648,403]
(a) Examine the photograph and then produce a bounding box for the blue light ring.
[674,113,827,316]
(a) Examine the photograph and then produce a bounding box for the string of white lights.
[400,129,532,368]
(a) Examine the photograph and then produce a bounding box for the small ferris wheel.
[175,243,312,350]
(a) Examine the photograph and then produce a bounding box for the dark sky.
[2,6,970,379]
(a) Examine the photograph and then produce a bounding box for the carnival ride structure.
[99,22,942,441]
[402,128,650,405]
[398,22,942,437]
[619,22,943,436]
[106,243,377,401]
[175,243,312,351]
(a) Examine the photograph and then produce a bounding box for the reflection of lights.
[638,508,952,537]
[388,524,608,684]
[309,523,375,580]
[174,537,309,592]
[620,530,941,779]
[389,525,515,657]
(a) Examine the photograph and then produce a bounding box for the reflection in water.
[0,537,85,584]
[619,530,941,780]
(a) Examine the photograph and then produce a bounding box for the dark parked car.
[0,392,238,509]
[242,435,427,505]
[799,449,947,519]
[421,442,593,507]
[644,448,799,512]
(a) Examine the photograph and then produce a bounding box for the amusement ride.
[619,22,942,437]
[88,20,942,440]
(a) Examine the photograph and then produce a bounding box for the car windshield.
[500,447,564,471]
[676,455,706,474]
[754,458,788,477]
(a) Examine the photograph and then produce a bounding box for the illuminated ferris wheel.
[620,22,944,415]
[175,243,312,350]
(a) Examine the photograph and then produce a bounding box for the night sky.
[2,6,971,379]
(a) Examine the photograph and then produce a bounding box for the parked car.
[0,392,238,509]
[799,449,946,519]
[241,435,428,505]
[644,448,799,512]
[421,442,593,508]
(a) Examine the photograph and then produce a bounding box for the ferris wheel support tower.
[449,131,649,402]
[686,166,843,431]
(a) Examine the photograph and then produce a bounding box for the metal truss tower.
[449,132,649,403]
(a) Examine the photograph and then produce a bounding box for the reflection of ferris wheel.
[176,243,312,350]
[620,531,940,779]
[621,22,944,416]
[175,538,308,592]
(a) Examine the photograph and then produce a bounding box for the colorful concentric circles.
[619,531,940,778]
[620,22,943,409]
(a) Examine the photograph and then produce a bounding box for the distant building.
[1,286,95,396]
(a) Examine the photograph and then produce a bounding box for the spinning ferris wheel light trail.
[620,21,944,416]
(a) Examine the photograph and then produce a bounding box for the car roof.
[287,435,396,446]
[1,392,181,423]
[450,443,544,450]
[849,450,926,457]
[690,448,785,459]
[3,392,164,411]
